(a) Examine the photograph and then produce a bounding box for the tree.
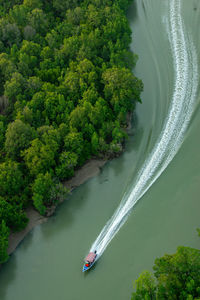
[0,53,16,81]
[9,4,28,27]
[23,0,42,9]
[132,271,156,300]
[91,131,99,154]
[88,97,112,129]
[43,92,66,124]
[23,126,60,176]
[0,197,28,231]
[132,243,200,300]
[66,7,84,26]
[0,160,24,198]
[112,125,127,143]
[102,67,143,114]
[154,247,200,299]
[23,136,58,176]
[45,30,60,49]
[64,68,80,101]
[61,36,80,64]
[27,91,45,126]
[52,0,79,15]
[0,220,9,264]
[5,119,36,158]
[55,151,78,180]
[32,172,68,214]
[4,72,26,101]
[32,193,46,215]
[28,8,48,35]
[69,105,88,130]
[116,0,133,11]
[25,76,42,99]
[18,41,40,76]
[82,87,98,105]
[0,121,5,149]
[32,172,53,214]
[20,40,41,57]
[2,23,21,47]
[64,131,83,157]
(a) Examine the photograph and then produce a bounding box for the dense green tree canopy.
[0,0,142,263]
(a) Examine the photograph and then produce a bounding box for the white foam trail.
[90,0,198,257]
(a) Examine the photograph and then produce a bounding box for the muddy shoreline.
[7,159,106,257]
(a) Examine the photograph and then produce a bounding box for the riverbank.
[6,112,133,259]
[7,159,106,258]
[0,0,143,266]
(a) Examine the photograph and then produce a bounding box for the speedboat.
[82,251,97,272]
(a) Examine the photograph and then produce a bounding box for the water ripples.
[90,0,198,257]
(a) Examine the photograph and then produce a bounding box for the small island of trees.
[0,0,143,263]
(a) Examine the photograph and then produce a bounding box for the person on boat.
[85,262,90,267]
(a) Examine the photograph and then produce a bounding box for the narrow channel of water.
[0,1,199,299]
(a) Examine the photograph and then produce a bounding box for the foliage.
[0,220,9,264]
[0,120,5,149]
[23,137,58,175]
[132,271,156,300]
[0,160,24,198]
[32,172,68,214]
[5,119,36,159]
[0,197,28,231]
[131,241,200,300]
[0,0,142,263]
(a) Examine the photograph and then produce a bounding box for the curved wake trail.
[90,0,198,257]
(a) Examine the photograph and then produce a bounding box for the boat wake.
[90,0,198,257]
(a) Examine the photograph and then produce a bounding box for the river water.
[0,1,200,299]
